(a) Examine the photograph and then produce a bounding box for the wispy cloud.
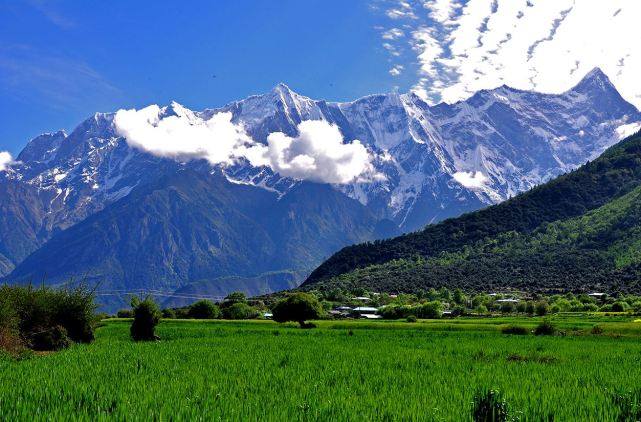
[377,0,641,109]
[0,45,123,111]
[26,0,75,29]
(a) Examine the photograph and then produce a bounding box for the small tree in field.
[188,300,220,319]
[130,297,161,341]
[272,293,323,328]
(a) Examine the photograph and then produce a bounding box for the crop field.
[1,316,641,421]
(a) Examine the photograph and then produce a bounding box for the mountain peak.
[572,67,616,94]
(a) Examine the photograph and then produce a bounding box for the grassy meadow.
[2,316,641,421]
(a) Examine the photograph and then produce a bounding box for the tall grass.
[0,318,639,420]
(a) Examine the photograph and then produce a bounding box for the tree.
[535,301,549,316]
[224,291,247,304]
[188,300,220,319]
[130,297,161,341]
[272,293,323,328]
[222,302,257,320]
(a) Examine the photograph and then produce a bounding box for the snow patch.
[452,171,488,189]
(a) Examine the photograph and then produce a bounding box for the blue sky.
[0,0,415,154]
[2,0,640,156]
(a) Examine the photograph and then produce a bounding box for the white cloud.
[260,121,379,184]
[389,64,404,76]
[113,104,377,184]
[616,122,641,140]
[114,102,256,166]
[0,151,13,172]
[452,171,488,188]
[379,0,641,109]
[382,28,405,40]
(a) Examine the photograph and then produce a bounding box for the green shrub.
[161,308,176,319]
[472,389,511,422]
[31,325,70,351]
[0,284,95,351]
[534,320,556,336]
[272,293,323,328]
[416,301,443,319]
[117,309,133,318]
[501,325,528,335]
[535,302,549,316]
[612,389,641,421]
[612,302,630,312]
[406,315,417,323]
[188,300,220,319]
[222,302,257,320]
[130,297,161,341]
[591,325,603,335]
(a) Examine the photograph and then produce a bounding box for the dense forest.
[304,131,641,293]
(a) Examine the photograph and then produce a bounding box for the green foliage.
[116,309,133,318]
[161,308,176,319]
[130,297,161,341]
[501,325,528,335]
[472,389,512,422]
[534,320,556,336]
[612,389,641,421]
[187,300,220,319]
[222,303,257,320]
[305,133,641,295]
[0,284,95,351]
[406,315,417,323]
[272,293,323,327]
[1,318,641,419]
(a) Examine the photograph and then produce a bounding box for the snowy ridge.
[5,68,641,233]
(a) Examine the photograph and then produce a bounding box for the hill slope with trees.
[303,131,641,293]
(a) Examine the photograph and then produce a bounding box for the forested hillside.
[304,131,641,292]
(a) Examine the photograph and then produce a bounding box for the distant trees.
[187,300,220,319]
[535,302,549,316]
[272,293,323,328]
[130,297,161,341]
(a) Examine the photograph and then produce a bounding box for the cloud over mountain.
[0,151,12,172]
[379,0,641,109]
[113,103,377,184]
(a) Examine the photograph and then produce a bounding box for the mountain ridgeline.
[303,131,641,294]
[1,68,640,310]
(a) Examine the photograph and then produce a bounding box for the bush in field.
[406,315,417,323]
[0,298,23,355]
[476,305,488,315]
[612,301,629,312]
[472,389,511,422]
[188,300,220,319]
[130,297,161,341]
[222,302,257,320]
[501,325,528,335]
[272,292,323,328]
[379,305,412,320]
[117,309,133,318]
[31,325,70,351]
[612,389,641,421]
[161,308,176,319]
[416,301,443,319]
[535,302,549,316]
[0,284,96,352]
[534,320,556,336]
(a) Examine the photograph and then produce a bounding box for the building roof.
[353,306,378,312]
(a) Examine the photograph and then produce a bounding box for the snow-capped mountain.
[1,67,639,309]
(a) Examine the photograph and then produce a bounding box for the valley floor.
[2,316,641,420]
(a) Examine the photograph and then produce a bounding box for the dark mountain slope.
[5,168,388,310]
[304,131,641,286]
[302,180,641,294]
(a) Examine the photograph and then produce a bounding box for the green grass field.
[2,316,641,421]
